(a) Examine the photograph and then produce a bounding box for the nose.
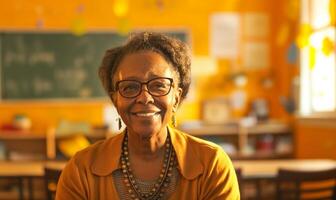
[135,85,154,104]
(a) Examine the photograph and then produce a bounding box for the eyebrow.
[121,73,164,81]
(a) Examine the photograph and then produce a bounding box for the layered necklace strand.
[121,133,175,200]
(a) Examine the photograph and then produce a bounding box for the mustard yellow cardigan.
[56,126,240,200]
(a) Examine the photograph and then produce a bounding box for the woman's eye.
[123,84,138,91]
[150,82,167,90]
[153,83,165,88]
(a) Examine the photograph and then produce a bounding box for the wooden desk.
[0,161,66,176]
[0,161,66,200]
[233,159,336,178]
[233,159,336,199]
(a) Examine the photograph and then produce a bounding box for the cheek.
[114,96,131,116]
[158,96,175,117]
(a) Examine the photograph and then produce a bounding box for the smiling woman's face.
[112,51,182,139]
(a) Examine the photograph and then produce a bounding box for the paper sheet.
[243,13,269,38]
[243,42,270,69]
[210,13,240,58]
[191,56,217,76]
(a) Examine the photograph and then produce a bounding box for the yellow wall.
[0,0,293,132]
[0,101,104,132]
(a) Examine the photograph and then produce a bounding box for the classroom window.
[299,0,336,116]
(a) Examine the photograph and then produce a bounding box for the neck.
[127,128,168,161]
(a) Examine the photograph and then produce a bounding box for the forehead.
[114,51,176,81]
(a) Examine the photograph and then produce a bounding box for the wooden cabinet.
[0,129,107,161]
[0,131,47,160]
[179,121,293,160]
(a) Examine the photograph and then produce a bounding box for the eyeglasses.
[115,77,174,98]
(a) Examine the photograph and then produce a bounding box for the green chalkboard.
[0,31,187,100]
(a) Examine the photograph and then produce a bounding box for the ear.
[110,92,123,118]
[110,91,118,106]
[172,87,183,113]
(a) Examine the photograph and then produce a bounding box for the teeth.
[135,112,157,117]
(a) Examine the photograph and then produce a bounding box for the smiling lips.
[132,110,161,117]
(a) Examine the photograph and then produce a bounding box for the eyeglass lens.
[117,78,172,98]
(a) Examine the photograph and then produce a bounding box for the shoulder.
[67,133,123,169]
[57,135,123,200]
[69,140,103,165]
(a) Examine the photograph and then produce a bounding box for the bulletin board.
[0,31,188,100]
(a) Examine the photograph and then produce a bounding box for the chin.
[131,125,162,139]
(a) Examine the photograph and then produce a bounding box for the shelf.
[0,131,45,140]
[230,152,293,160]
[180,124,238,136]
[0,129,109,161]
[55,132,106,139]
[244,123,291,135]
[180,122,291,136]
[179,121,293,160]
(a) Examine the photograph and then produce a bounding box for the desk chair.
[235,168,243,196]
[44,167,63,200]
[276,168,336,200]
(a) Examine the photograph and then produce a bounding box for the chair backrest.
[276,167,336,200]
[235,168,243,197]
[44,167,63,200]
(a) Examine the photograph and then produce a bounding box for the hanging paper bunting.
[287,43,298,64]
[330,0,336,25]
[156,0,165,11]
[35,19,44,29]
[286,0,299,21]
[322,37,335,56]
[113,0,129,18]
[309,46,316,70]
[296,24,312,48]
[71,17,87,36]
[70,3,87,36]
[34,5,44,29]
[276,23,290,46]
[76,3,85,14]
[116,17,131,35]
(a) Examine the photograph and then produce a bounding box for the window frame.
[299,0,336,118]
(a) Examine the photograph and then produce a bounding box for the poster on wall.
[210,13,240,58]
[243,12,270,38]
[243,42,270,69]
[184,56,218,102]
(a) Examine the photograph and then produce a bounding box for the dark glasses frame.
[114,77,174,98]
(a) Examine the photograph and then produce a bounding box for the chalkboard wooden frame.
[0,29,190,101]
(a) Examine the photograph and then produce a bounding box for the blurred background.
[0,0,335,199]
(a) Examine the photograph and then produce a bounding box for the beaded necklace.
[121,133,175,200]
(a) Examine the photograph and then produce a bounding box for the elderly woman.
[56,32,240,200]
